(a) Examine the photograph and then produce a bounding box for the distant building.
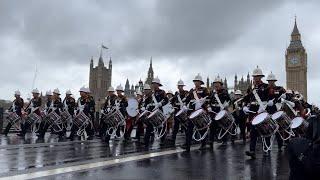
[145,57,154,85]
[286,18,308,100]
[234,73,252,95]
[124,58,153,97]
[89,53,112,109]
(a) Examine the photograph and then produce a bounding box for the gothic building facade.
[286,19,308,100]
[124,57,153,97]
[89,54,112,109]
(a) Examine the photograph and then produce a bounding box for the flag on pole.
[102,44,108,49]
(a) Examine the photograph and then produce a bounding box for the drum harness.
[191,90,211,142]
[214,91,237,140]
[7,100,22,131]
[150,94,167,139]
[25,100,41,134]
[101,98,126,139]
[252,89,278,152]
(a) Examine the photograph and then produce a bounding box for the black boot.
[245,151,256,159]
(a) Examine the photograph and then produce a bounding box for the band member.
[171,79,189,145]
[266,72,286,151]
[63,90,76,117]
[183,73,209,152]
[136,85,153,143]
[38,89,63,139]
[19,89,42,137]
[115,85,129,141]
[231,90,247,144]
[288,107,320,179]
[100,86,117,143]
[3,91,24,136]
[68,87,95,140]
[165,90,174,135]
[40,90,52,134]
[133,90,144,141]
[62,90,76,133]
[243,66,270,158]
[145,77,168,147]
[208,76,231,147]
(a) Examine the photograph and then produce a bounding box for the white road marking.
[0,147,195,180]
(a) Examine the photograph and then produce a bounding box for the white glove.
[243,106,250,115]
[267,100,274,107]
[280,93,286,99]
[207,107,212,112]
[100,109,104,114]
[141,107,146,111]
[5,110,9,113]
[182,105,188,111]
[258,106,265,114]
[223,102,229,109]
[155,102,162,109]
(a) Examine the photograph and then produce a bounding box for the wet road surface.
[0,133,290,180]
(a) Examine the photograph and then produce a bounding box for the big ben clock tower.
[286,18,308,101]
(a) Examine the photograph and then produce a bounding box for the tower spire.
[291,16,300,36]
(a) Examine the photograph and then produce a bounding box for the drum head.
[215,110,227,121]
[147,109,159,119]
[189,109,203,119]
[272,111,284,120]
[252,112,269,125]
[291,117,304,129]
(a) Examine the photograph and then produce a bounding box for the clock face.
[290,56,299,65]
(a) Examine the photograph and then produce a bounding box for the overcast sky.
[0,0,319,104]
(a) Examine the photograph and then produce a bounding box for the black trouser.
[172,116,187,142]
[4,122,13,135]
[135,120,144,140]
[249,125,271,152]
[231,113,247,142]
[144,124,162,146]
[69,120,94,139]
[209,116,228,144]
[39,121,64,138]
[186,121,207,149]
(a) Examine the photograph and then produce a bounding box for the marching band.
[2,66,318,160]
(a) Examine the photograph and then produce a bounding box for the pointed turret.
[288,17,304,50]
[90,57,94,70]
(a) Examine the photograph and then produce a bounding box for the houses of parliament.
[89,19,308,108]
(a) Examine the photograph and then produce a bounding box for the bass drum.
[126,98,139,117]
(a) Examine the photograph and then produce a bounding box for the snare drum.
[271,111,291,131]
[147,109,166,127]
[7,112,21,124]
[214,110,235,131]
[60,110,72,123]
[26,113,42,125]
[252,112,278,137]
[290,117,309,136]
[46,111,60,125]
[74,111,90,128]
[189,109,211,130]
[175,108,188,125]
[104,109,125,127]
